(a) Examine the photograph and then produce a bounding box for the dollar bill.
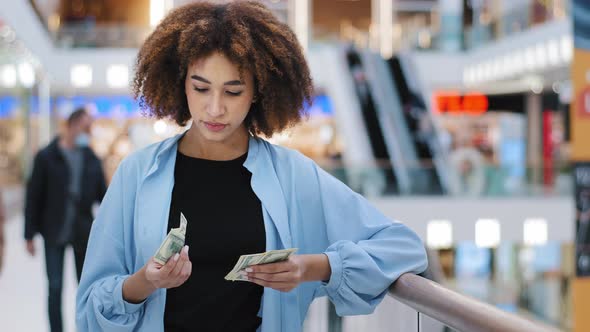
[224,248,298,281]
[153,213,188,265]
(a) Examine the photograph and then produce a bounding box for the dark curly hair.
[133,1,313,137]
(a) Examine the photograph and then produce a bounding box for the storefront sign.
[577,86,590,118]
[572,2,590,329]
[433,91,488,115]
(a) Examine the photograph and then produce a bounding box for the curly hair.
[133,1,313,137]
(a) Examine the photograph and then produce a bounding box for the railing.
[391,1,570,52]
[53,23,151,48]
[463,2,569,50]
[28,0,290,49]
[315,273,564,332]
[388,273,563,332]
[319,160,573,198]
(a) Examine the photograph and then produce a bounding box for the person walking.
[25,107,106,332]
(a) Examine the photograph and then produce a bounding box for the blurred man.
[24,108,106,332]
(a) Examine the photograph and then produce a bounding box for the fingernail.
[245,268,253,272]
[174,253,180,261]
[184,246,189,254]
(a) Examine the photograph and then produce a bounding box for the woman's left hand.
[242,255,306,292]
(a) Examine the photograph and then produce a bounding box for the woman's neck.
[178,125,249,161]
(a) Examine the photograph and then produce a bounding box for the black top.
[164,150,266,332]
[24,137,107,245]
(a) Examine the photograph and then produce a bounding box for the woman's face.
[184,52,255,143]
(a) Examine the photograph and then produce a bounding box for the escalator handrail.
[388,273,562,332]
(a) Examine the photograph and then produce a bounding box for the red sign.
[433,91,489,115]
[577,86,590,118]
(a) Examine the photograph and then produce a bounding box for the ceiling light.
[524,47,537,70]
[561,35,573,63]
[107,65,129,88]
[523,218,548,246]
[547,39,560,66]
[18,62,35,88]
[427,220,453,249]
[71,64,93,88]
[0,64,17,88]
[535,43,548,68]
[475,219,500,248]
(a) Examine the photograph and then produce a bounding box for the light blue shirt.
[76,134,427,332]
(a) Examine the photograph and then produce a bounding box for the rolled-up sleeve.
[76,164,145,331]
[314,165,428,316]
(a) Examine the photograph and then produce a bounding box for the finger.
[170,258,187,279]
[247,271,293,283]
[170,246,190,277]
[170,261,192,288]
[180,261,192,282]
[158,253,180,276]
[247,260,291,274]
[248,275,292,288]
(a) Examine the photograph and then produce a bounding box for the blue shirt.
[76,134,428,332]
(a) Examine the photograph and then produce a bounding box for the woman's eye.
[226,91,243,96]
[193,87,209,93]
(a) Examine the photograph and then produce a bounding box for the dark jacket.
[24,138,107,245]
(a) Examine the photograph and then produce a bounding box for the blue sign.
[0,96,19,118]
[53,95,142,119]
[305,94,334,117]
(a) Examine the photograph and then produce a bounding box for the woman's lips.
[204,122,227,132]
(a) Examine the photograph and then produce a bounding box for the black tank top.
[164,150,266,331]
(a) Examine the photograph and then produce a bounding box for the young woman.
[76,2,427,331]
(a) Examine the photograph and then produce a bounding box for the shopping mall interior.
[0,0,589,331]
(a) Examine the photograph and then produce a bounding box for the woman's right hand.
[145,245,192,289]
[123,245,192,303]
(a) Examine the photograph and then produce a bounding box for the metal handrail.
[388,273,563,332]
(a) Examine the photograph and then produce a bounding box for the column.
[371,0,393,58]
[572,1,590,331]
[526,93,543,186]
[289,0,311,52]
[438,0,463,52]
[37,74,52,147]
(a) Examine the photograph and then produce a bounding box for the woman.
[76,2,427,331]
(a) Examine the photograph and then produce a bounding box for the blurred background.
[0,0,588,331]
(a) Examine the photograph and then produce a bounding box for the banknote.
[153,213,188,265]
[225,248,298,281]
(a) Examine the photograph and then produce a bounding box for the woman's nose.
[207,94,225,117]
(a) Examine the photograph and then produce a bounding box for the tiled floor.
[0,215,78,332]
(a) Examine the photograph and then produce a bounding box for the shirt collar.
[147,132,261,178]
[145,132,292,248]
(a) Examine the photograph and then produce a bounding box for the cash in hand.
[225,248,298,281]
[153,213,188,265]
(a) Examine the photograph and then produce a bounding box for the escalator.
[387,56,445,194]
[351,48,447,195]
[307,45,448,195]
[345,49,400,194]
[306,45,388,196]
